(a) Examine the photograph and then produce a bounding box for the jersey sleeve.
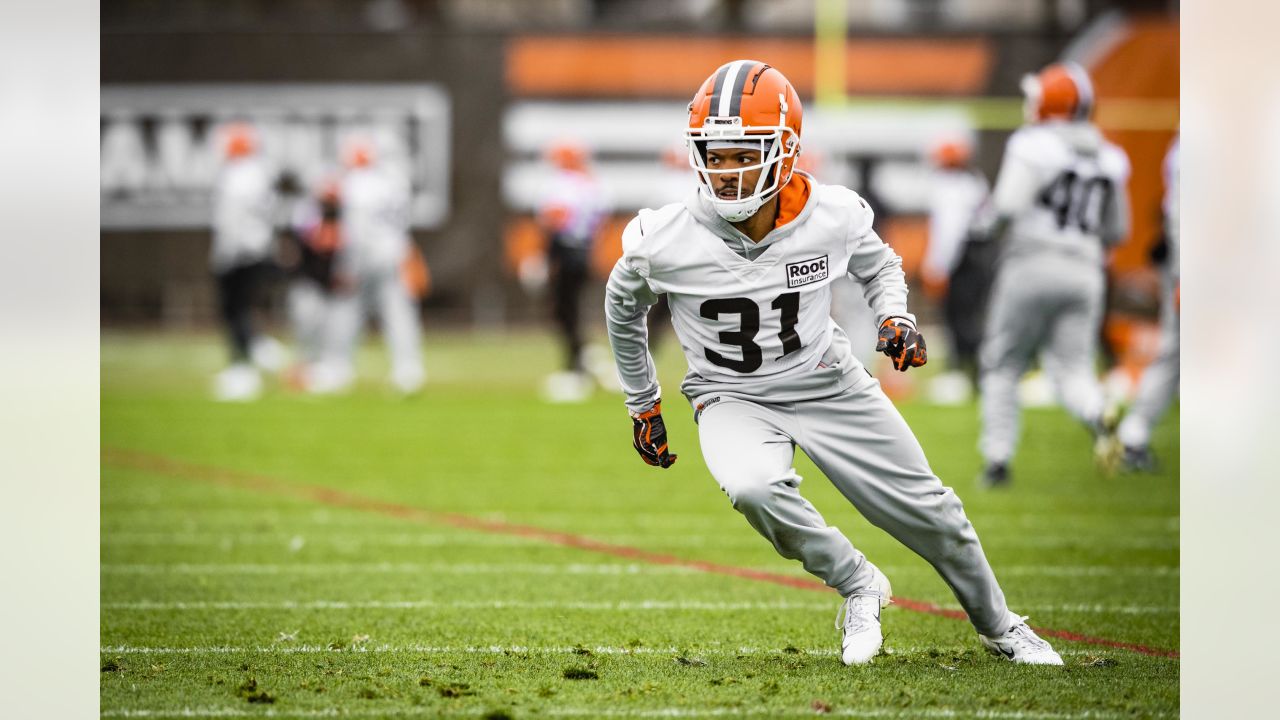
[991,130,1043,218]
[843,196,916,327]
[1100,146,1133,247]
[604,215,663,413]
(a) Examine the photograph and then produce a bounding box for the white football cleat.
[250,335,288,373]
[979,615,1063,665]
[541,370,593,404]
[391,364,426,396]
[836,565,892,665]
[213,363,261,402]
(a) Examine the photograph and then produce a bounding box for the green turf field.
[101,329,1179,719]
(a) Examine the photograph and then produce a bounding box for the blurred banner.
[101,84,451,230]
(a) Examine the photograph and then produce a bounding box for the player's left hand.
[630,400,678,469]
[877,317,928,372]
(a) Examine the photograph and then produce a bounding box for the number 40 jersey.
[605,174,914,413]
[991,120,1131,263]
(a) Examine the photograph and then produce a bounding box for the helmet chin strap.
[713,194,766,223]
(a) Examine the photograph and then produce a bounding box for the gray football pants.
[322,266,424,390]
[980,256,1106,464]
[1118,279,1179,448]
[694,371,1014,637]
[288,280,329,365]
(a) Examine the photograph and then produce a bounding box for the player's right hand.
[631,400,677,469]
[876,317,928,372]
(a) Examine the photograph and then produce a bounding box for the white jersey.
[991,121,1130,264]
[210,157,276,272]
[539,168,609,249]
[340,166,412,275]
[605,175,914,412]
[925,168,989,279]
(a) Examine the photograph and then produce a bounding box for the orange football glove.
[631,400,677,469]
[876,317,928,372]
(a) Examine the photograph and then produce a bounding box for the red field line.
[103,448,1179,660]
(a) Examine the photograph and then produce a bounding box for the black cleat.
[979,462,1010,488]
[1122,445,1157,473]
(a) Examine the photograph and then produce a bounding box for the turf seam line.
[102,448,1179,659]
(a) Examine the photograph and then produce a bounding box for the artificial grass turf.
[101,330,1179,718]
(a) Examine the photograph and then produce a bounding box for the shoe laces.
[835,593,880,635]
[1002,616,1052,653]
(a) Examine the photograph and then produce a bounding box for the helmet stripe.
[725,61,755,118]
[714,60,749,117]
[708,64,731,117]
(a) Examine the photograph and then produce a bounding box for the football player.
[976,62,1131,487]
[309,137,426,395]
[536,140,610,402]
[605,61,1062,666]
[209,122,282,402]
[923,137,992,404]
[284,178,344,376]
[1117,136,1179,470]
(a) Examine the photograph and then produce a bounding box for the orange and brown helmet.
[546,139,589,173]
[221,122,258,160]
[930,137,973,170]
[686,60,803,221]
[1021,62,1094,123]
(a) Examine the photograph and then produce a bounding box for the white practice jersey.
[539,168,609,249]
[925,168,989,279]
[606,175,914,412]
[210,157,276,272]
[991,121,1131,264]
[340,166,412,275]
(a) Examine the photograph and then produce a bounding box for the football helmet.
[1021,62,1094,123]
[547,140,589,173]
[930,137,972,170]
[686,60,803,222]
[342,136,376,169]
[221,122,258,160]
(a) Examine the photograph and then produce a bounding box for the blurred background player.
[283,178,344,383]
[976,62,1131,487]
[531,140,608,402]
[923,137,992,405]
[209,122,284,401]
[309,137,427,395]
[1118,136,1179,470]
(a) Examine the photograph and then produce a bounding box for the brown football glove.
[631,400,677,469]
[876,317,928,372]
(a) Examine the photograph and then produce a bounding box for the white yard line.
[99,707,1171,719]
[99,562,1180,577]
[100,599,1178,614]
[99,644,1103,658]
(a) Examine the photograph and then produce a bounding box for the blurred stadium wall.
[101,0,1177,330]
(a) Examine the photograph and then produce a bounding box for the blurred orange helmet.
[686,60,803,222]
[931,138,972,170]
[343,137,376,169]
[1021,62,1094,122]
[222,122,258,159]
[547,140,588,172]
